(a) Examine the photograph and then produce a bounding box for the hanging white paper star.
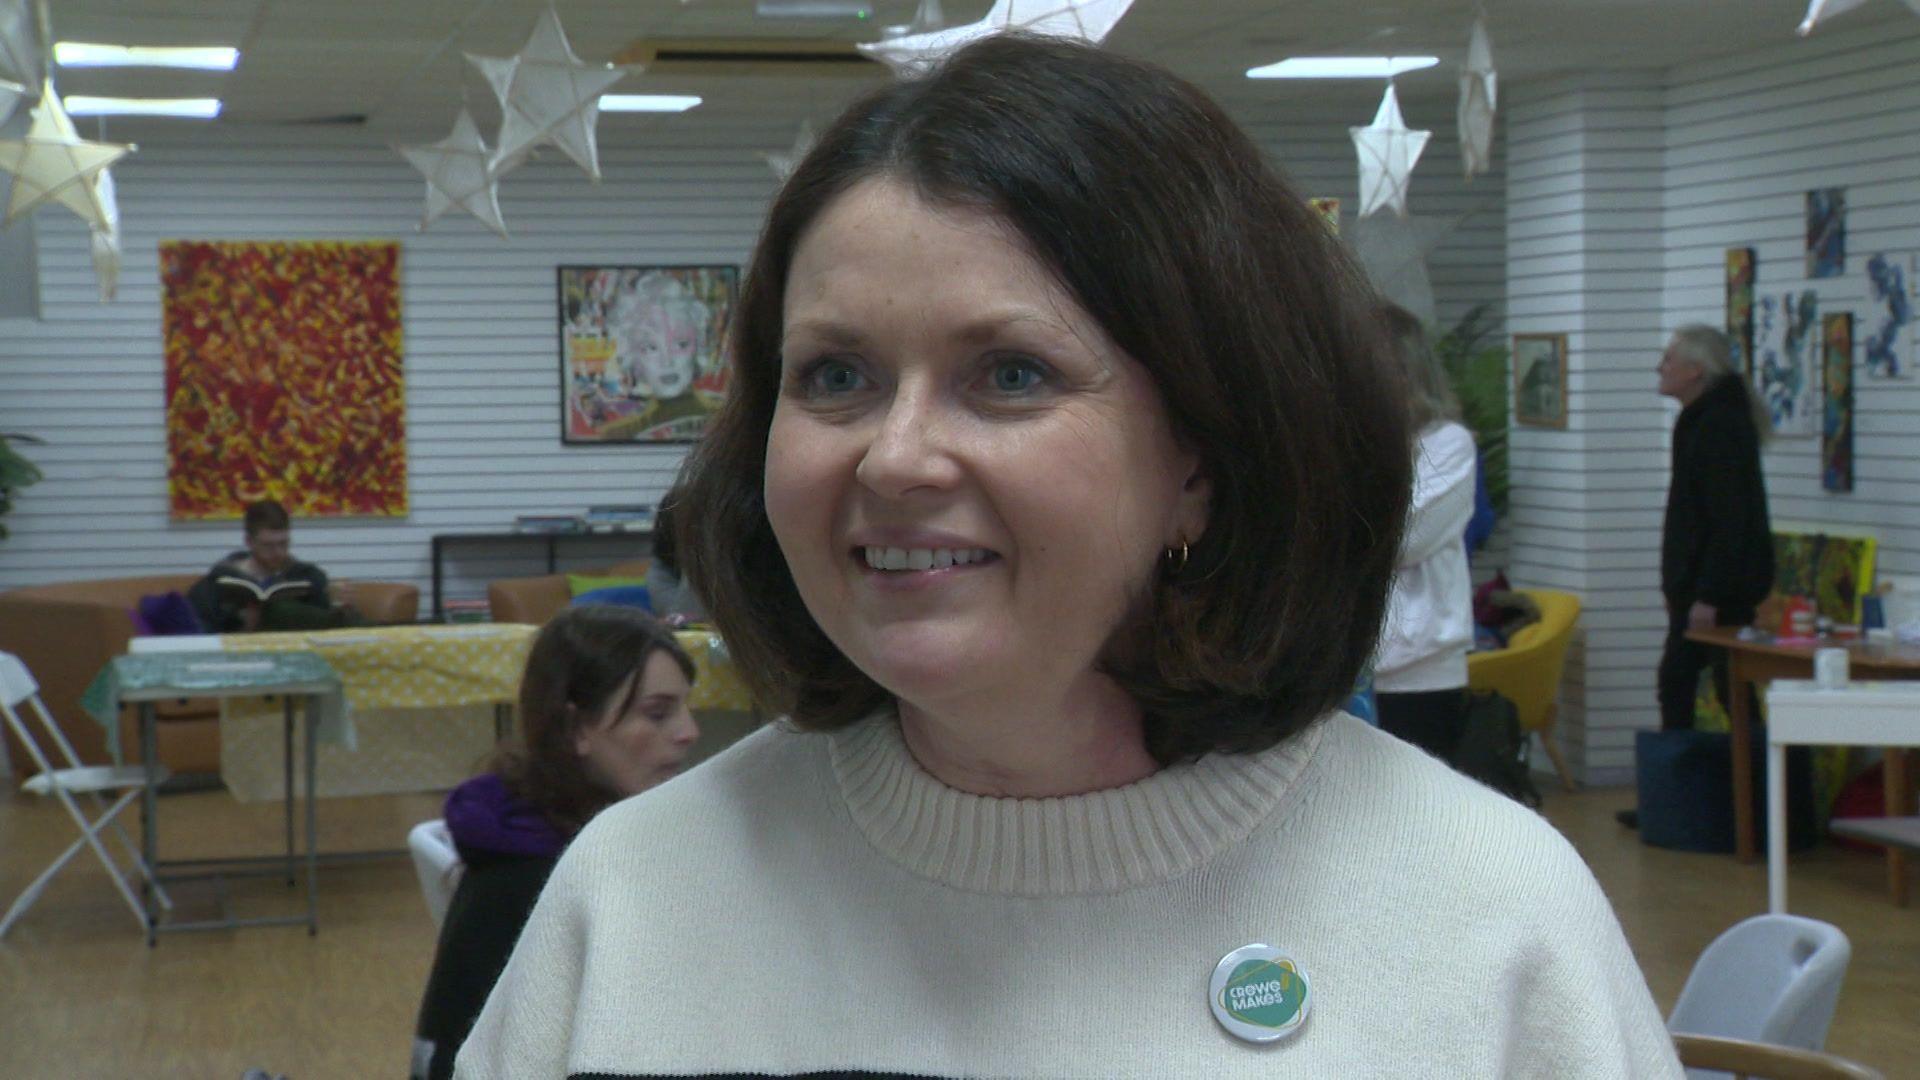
[0,75,22,126]
[762,119,816,182]
[396,109,510,239]
[1797,0,1920,35]
[0,0,39,128]
[881,0,948,39]
[0,80,133,229]
[466,8,631,181]
[1457,16,1496,182]
[1348,211,1467,326]
[0,0,40,91]
[90,168,121,301]
[1350,83,1430,219]
[858,0,1135,77]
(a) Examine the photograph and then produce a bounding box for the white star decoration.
[1348,211,1467,326]
[881,0,947,40]
[858,0,1135,77]
[90,167,121,301]
[1349,83,1430,219]
[762,119,815,182]
[0,75,22,126]
[0,0,39,127]
[1457,16,1496,182]
[0,80,133,229]
[1797,0,1920,34]
[0,0,39,93]
[466,8,632,181]
[396,109,510,239]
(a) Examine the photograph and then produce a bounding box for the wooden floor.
[0,779,1913,1078]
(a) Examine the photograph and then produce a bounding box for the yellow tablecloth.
[214,624,752,801]
[219,624,538,802]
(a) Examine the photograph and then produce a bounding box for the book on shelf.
[513,515,587,534]
[214,576,311,604]
[584,503,654,533]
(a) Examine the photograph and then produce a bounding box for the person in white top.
[456,36,1678,1079]
[1372,304,1479,760]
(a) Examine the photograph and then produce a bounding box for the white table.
[1764,680,1920,914]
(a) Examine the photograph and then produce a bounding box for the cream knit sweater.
[457,713,1681,1079]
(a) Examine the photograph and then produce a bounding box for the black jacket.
[1660,374,1774,611]
[413,849,559,1080]
[185,552,332,632]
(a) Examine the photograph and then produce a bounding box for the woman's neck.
[895,674,1160,798]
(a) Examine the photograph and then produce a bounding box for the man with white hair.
[1619,325,1774,829]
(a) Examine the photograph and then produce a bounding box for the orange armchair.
[1465,587,1582,792]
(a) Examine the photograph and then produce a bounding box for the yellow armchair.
[1466,587,1582,792]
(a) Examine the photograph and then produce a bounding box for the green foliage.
[1433,304,1509,516]
[0,432,45,541]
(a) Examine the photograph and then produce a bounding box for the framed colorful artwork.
[558,265,739,443]
[161,240,407,519]
[1862,252,1912,379]
[1755,289,1819,436]
[1806,187,1845,279]
[1725,247,1755,377]
[1513,332,1569,429]
[1821,313,1853,493]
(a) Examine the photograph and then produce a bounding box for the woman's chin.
[854,637,1005,710]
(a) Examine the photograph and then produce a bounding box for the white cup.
[1814,647,1850,689]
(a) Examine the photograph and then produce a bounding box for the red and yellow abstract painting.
[162,240,407,519]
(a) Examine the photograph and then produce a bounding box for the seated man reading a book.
[187,499,338,632]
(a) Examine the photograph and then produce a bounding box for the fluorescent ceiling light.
[64,96,223,118]
[599,94,703,113]
[55,42,240,70]
[1247,56,1440,79]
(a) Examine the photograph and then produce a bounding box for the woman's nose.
[854,384,960,498]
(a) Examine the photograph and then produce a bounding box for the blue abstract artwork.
[1863,252,1912,379]
[1806,187,1845,279]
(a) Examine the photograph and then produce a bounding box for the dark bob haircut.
[677,34,1411,764]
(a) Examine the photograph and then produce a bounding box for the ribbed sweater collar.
[828,713,1324,897]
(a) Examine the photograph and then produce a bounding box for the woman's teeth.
[862,546,993,571]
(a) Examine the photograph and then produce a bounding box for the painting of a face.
[624,294,700,399]
[558,265,739,442]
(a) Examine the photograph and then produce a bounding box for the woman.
[459,37,1678,1077]
[411,606,697,1080]
[1372,305,1478,760]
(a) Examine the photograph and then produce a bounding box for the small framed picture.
[1513,332,1569,429]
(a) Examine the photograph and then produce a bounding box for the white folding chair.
[407,818,464,928]
[0,651,172,938]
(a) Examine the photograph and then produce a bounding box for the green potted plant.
[0,432,44,540]
[1434,304,1509,518]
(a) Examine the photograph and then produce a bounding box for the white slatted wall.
[0,77,1505,607]
[1664,23,1920,580]
[1505,72,1669,785]
[1505,20,1920,785]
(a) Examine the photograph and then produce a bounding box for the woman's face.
[573,648,699,797]
[620,295,701,398]
[765,177,1209,717]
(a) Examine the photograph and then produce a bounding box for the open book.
[215,575,311,604]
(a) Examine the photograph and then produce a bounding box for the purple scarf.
[443,773,568,859]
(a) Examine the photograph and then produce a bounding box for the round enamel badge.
[1210,944,1310,1044]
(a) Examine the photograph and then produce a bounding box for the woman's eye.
[796,358,867,396]
[987,357,1047,394]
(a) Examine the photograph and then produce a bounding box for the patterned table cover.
[81,650,345,763]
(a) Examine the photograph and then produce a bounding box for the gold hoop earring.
[1164,540,1190,575]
